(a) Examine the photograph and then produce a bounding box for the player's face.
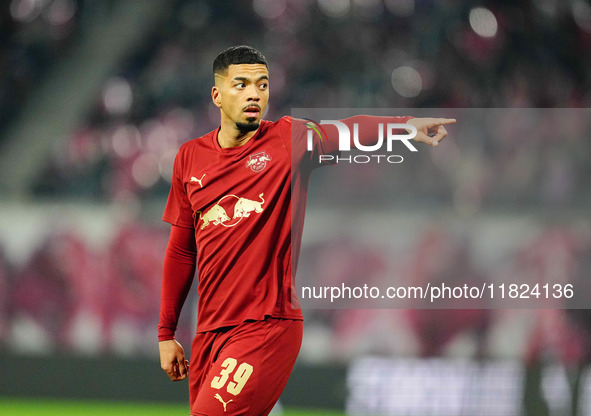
[212,64,269,133]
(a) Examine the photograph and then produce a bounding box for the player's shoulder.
[274,116,312,130]
[177,129,217,154]
[277,115,293,124]
[249,117,291,141]
[262,116,309,135]
[262,116,297,128]
[274,115,308,127]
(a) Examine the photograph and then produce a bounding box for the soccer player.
[158,45,455,415]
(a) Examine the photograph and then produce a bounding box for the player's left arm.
[316,116,456,153]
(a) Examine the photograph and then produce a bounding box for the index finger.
[436,118,456,125]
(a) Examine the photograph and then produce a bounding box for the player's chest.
[183,141,289,216]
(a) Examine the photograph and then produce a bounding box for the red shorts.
[189,318,303,416]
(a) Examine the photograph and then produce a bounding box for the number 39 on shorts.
[210,357,254,396]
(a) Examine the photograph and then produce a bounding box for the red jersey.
[162,116,323,332]
[161,115,412,334]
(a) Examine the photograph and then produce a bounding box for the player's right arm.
[158,224,196,381]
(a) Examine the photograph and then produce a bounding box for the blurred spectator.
[298,238,393,359]
[4,220,177,356]
[104,222,169,355]
[519,229,589,416]
[10,230,90,352]
[405,228,490,357]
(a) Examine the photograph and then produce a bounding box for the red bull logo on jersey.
[245,151,272,172]
[199,193,265,230]
[200,204,230,229]
[233,194,264,218]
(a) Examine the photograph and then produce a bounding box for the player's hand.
[406,118,456,147]
[159,339,189,381]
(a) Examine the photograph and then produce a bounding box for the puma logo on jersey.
[214,393,233,412]
[199,193,265,230]
[190,174,206,188]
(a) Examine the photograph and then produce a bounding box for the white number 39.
[210,357,254,396]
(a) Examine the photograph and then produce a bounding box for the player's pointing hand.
[159,339,189,381]
[406,117,456,147]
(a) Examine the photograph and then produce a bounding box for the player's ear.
[211,86,222,108]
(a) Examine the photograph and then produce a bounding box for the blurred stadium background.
[1,0,591,415]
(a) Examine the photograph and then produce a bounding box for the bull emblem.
[245,151,272,172]
[199,204,230,230]
[234,193,265,219]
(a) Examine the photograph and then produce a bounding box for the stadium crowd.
[0,0,117,140]
[6,0,587,208]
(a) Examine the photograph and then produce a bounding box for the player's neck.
[217,120,259,148]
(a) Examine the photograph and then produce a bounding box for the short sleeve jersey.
[163,116,328,332]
